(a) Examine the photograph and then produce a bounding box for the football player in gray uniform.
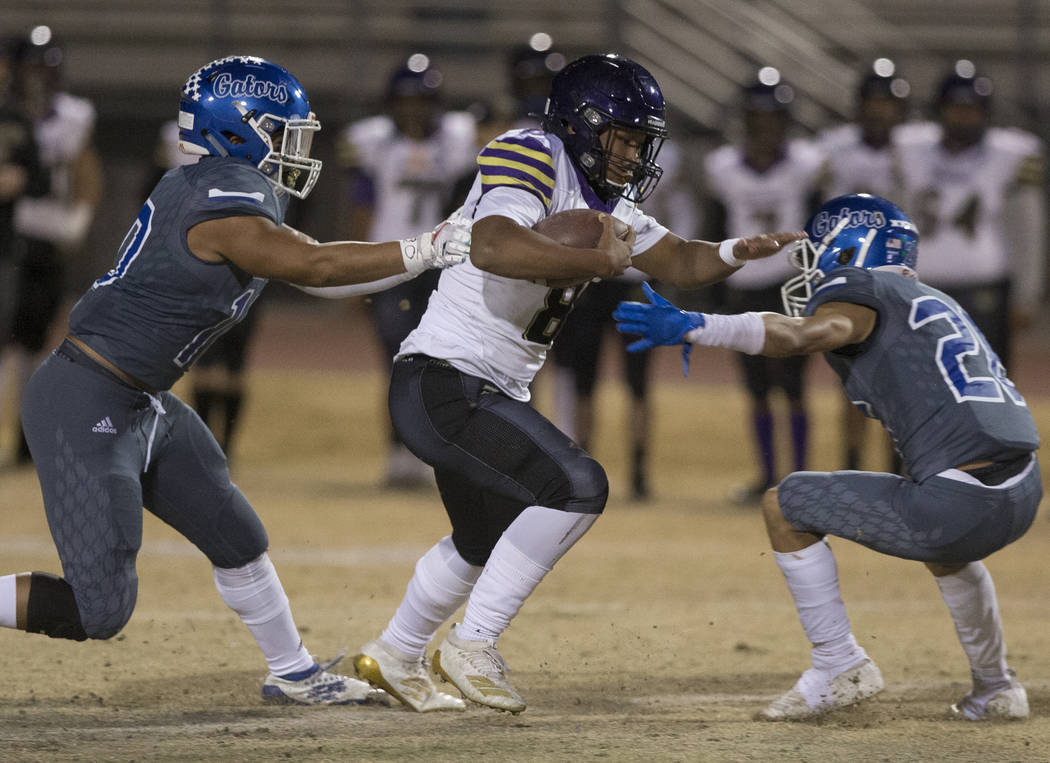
[0,55,469,706]
[615,193,1040,721]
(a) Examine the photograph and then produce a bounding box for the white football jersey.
[895,122,1044,289]
[703,139,825,289]
[817,123,905,203]
[341,112,478,240]
[399,128,669,401]
[14,92,96,239]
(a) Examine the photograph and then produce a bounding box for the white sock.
[0,574,17,628]
[935,562,1009,688]
[774,541,866,675]
[381,536,482,657]
[458,506,599,643]
[213,553,313,677]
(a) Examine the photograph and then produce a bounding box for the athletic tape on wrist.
[718,238,744,268]
[685,311,766,355]
[400,234,429,275]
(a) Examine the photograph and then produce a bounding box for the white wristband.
[400,233,431,276]
[685,311,766,355]
[718,238,744,268]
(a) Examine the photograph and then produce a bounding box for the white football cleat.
[951,672,1029,720]
[761,659,884,720]
[353,639,465,712]
[432,625,526,713]
[263,651,391,706]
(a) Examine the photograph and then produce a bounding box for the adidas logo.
[92,416,118,434]
[465,675,514,698]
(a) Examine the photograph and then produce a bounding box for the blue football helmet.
[542,53,668,203]
[178,56,321,198]
[781,194,919,317]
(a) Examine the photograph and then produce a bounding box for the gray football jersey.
[806,267,1039,481]
[69,158,286,390]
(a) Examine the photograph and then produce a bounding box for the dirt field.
[1,302,1048,762]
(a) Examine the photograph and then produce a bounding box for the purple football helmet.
[542,53,667,203]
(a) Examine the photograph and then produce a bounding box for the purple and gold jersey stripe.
[477,136,555,208]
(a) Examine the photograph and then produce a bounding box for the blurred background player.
[701,69,824,504]
[817,59,910,472]
[615,193,1039,721]
[0,37,47,429]
[339,54,478,488]
[896,60,1045,369]
[507,34,566,127]
[144,120,261,462]
[2,26,102,466]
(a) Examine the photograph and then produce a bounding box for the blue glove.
[613,282,705,375]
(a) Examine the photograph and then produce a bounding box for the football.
[531,208,630,248]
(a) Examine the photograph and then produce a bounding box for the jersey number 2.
[909,295,1025,405]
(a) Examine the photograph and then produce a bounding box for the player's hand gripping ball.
[531,209,631,288]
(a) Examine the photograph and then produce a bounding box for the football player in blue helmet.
[615,193,1039,721]
[542,53,668,203]
[780,193,918,316]
[1,53,472,709]
[178,55,322,198]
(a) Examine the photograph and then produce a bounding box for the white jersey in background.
[702,139,824,289]
[340,112,478,239]
[14,91,96,248]
[895,122,1045,307]
[817,123,904,202]
[399,127,669,401]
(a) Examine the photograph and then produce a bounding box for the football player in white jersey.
[896,61,1045,368]
[350,53,803,714]
[339,55,479,487]
[702,71,825,504]
[817,61,910,473]
[4,27,103,465]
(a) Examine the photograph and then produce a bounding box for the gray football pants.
[778,459,1041,564]
[20,347,268,639]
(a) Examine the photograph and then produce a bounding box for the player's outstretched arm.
[186,215,470,289]
[630,230,807,289]
[469,214,634,282]
[614,284,876,373]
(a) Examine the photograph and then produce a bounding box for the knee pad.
[562,456,609,515]
[25,572,89,641]
[208,490,269,568]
